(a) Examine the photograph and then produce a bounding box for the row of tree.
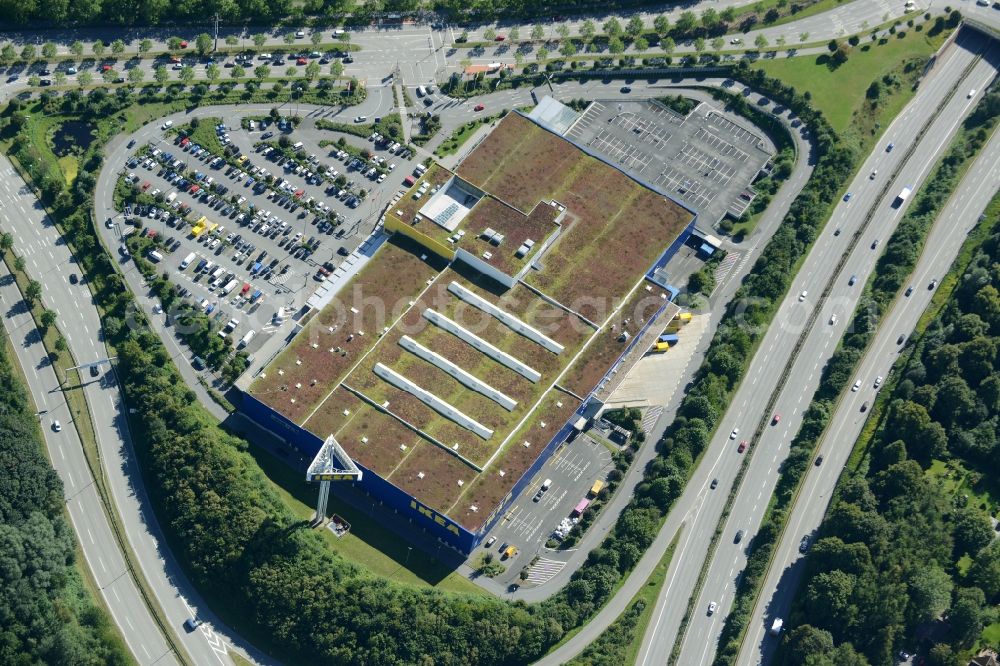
[0,316,130,664]
[784,191,1000,661]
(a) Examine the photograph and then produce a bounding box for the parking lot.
[565,98,774,224]
[478,434,614,587]
[103,114,423,361]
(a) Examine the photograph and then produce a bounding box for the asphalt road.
[655,28,1000,666]
[0,152,273,664]
[738,106,1000,666]
[0,209,176,662]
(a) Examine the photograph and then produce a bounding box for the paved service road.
[658,28,1000,666]
[738,117,1000,666]
[0,153,271,665]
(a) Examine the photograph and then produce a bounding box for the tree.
[111,39,125,55]
[653,15,670,37]
[967,541,1000,602]
[225,36,238,47]
[661,36,676,55]
[755,34,770,49]
[196,33,213,55]
[531,24,544,41]
[180,66,195,85]
[786,624,834,664]
[70,40,84,56]
[580,19,596,41]
[283,32,296,45]
[952,507,994,557]
[254,65,270,81]
[78,71,92,87]
[676,11,698,33]
[702,8,720,30]
[253,34,267,47]
[206,63,220,83]
[483,27,497,41]
[42,42,56,58]
[694,37,706,54]
[907,564,953,624]
[712,37,725,52]
[304,60,320,80]
[0,232,11,252]
[27,75,40,87]
[634,36,648,52]
[949,587,986,648]
[777,35,787,48]
[14,256,25,272]
[608,37,625,54]
[128,67,144,84]
[329,60,343,77]
[509,26,520,41]
[40,309,56,329]
[603,17,623,37]
[21,44,35,60]
[559,40,577,57]
[154,66,168,86]
[92,40,105,56]
[536,47,548,62]
[626,16,644,38]
[799,31,810,42]
[231,65,245,80]
[103,68,117,83]
[555,24,569,40]
[25,280,42,304]
[311,31,323,46]
[285,66,296,78]
[514,52,524,68]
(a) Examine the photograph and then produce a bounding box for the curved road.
[657,27,999,666]
[738,115,1000,666]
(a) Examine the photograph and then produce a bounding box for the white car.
[729,428,740,440]
[798,290,807,302]
[968,87,978,97]
[852,379,862,392]
[829,314,837,325]
[162,120,173,130]
[708,601,718,615]
[52,420,62,432]
[874,375,883,389]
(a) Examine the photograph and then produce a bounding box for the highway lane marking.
[87,528,94,545]
[65,470,75,488]
[98,556,107,573]
[59,446,65,460]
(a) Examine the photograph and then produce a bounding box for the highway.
[737,109,1000,666]
[653,28,1000,666]
[0,153,269,665]
[0,240,175,661]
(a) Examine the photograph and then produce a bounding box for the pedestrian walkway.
[526,557,567,585]
[711,250,741,295]
[641,405,664,434]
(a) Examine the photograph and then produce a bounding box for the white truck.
[237,330,256,349]
[147,249,164,263]
[220,279,239,296]
[179,251,197,270]
[770,618,784,636]
[894,186,912,207]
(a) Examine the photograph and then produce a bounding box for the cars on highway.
[897,334,906,345]
[710,478,719,489]
[707,601,717,615]
[851,379,862,392]
[874,375,883,388]
[729,428,739,439]
[52,420,62,432]
[798,535,810,553]
[815,455,824,466]
[798,290,807,301]
[772,414,780,425]
[734,529,745,544]
[843,192,852,201]
[737,440,747,453]
[474,103,485,111]
[928,278,938,289]
[848,274,857,286]
[905,285,914,296]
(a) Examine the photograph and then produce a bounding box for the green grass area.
[58,155,79,185]
[186,116,226,156]
[753,28,947,134]
[980,622,1000,650]
[245,442,484,595]
[434,116,496,157]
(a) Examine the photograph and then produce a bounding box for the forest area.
[784,221,1000,665]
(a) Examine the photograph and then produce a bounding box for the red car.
[102,64,112,72]
[140,181,151,191]
[474,103,485,111]
[772,414,780,425]
[179,40,188,48]
[494,35,505,41]
[737,440,748,453]
[296,57,307,65]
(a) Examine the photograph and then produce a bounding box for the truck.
[179,252,197,270]
[893,186,912,208]
[237,329,256,349]
[770,618,784,636]
[589,480,605,497]
[147,249,164,263]
[221,279,239,296]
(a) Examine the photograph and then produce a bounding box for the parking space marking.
[705,110,765,147]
